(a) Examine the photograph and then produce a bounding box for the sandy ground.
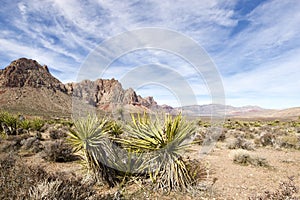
[199,144,300,199]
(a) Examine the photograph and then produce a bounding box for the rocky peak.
[0,58,66,92]
[0,58,164,112]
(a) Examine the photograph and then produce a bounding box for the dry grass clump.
[232,149,269,167]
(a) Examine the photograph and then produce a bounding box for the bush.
[0,154,48,200]
[0,134,31,153]
[227,136,255,151]
[232,150,269,167]
[21,137,44,153]
[42,140,75,162]
[18,119,31,131]
[0,153,99,199]
[259,132,276,146]
[279,135,300,149]
[29,177,98,200]
[49,128,67,140]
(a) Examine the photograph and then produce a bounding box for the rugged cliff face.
[0,58,66,92]
[0,58,161,115]
[65,78,158,109]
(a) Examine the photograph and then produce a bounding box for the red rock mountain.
[0,58,161,117]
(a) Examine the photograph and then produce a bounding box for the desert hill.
[0,58,160,117]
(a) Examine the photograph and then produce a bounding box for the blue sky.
[0,0,300,109]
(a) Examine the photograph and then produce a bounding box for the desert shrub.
[198,120,211,128]
[29,176,98,200]
[279,135,300,149]
[227,136,255,151]
[21,137,44,153]
[42,140,75,162]
[249,176,299,199]
[0,154,48,200]
[0,154,98,200]
[259,132,276,146]
[193,131,206,145]
[233,149,269,167]
[49,128,67,140]
[18,119,31,131]
[0,134,31,153]
[107,120,123,137]
[185,159,210,184]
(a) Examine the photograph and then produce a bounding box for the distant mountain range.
[0,58,299,119]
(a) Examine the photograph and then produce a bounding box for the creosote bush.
[232,149,269,167]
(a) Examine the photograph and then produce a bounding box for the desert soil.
[199,144,300,199]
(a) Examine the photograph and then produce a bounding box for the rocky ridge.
[0,58,160,114]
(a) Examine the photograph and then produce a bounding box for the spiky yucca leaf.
[121,113,197,192]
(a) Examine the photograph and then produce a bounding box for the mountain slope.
[0,58,161,117]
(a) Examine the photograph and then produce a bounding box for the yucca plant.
[121,113,197,192]
[67,115,128,187]
[0,112,17,135]
[30,117,45,131]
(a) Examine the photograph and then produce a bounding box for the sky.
[0,0,300,109]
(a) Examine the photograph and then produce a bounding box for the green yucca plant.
[121,113,197,192]
[30,118,45,131]
[0,111,17,135]
[67,115,129,187]
[18,119,31,131]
